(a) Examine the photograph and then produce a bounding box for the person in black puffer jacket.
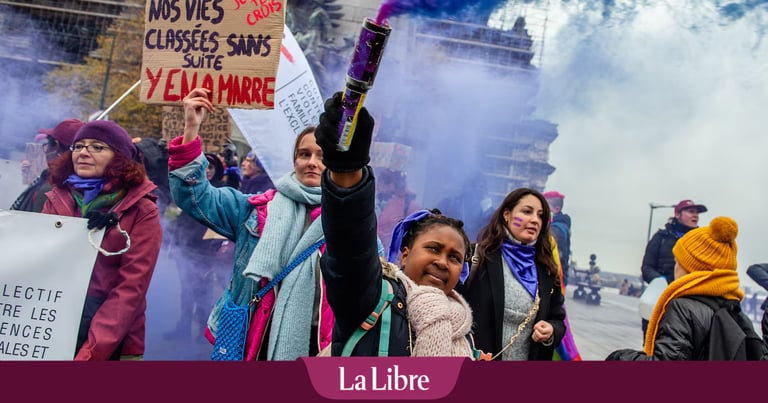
[640,199,707,343]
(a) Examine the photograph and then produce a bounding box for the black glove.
[315,91,374,173]
[86,211,119,230]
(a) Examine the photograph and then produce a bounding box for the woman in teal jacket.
[168,87,333,360]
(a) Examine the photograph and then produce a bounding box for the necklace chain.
[491,290,541,360]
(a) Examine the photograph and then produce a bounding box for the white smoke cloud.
[537,2,768,290]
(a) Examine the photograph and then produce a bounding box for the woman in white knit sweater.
[316,92,480,358]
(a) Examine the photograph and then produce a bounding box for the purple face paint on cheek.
[512,216,523,227]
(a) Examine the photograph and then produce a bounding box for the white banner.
[0,210,103,360]
[228,25,325,179]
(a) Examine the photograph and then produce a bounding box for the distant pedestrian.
[543,191,571,287]
[619,279,630,296]
[436,172,493,242]
[639,199,707,344]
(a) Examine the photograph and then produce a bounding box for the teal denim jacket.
[169,154,261,336]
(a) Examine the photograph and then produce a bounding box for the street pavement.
[563,285,644,360]
[564,284,765,360]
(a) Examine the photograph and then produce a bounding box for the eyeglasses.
[70,143,111,153]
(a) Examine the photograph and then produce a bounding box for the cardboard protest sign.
[162,106,231,153]
[0,210,103,360]
[228,25,324,179]
[141,0,285,109]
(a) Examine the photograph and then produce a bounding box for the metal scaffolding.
[0,0,140,66]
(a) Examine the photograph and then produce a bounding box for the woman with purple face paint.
[460,187,566,360]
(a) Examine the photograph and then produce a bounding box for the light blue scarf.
[242,172,323,360]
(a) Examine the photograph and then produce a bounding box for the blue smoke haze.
[0,7,80,159]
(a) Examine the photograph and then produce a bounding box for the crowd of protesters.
[6,97,768,361]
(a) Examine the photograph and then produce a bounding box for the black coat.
[747,264,768,310]
[607,296,724,360]
[762,309,768,358]
[641,221,693,283]
[460,249,566,360]
[320,167,411,356]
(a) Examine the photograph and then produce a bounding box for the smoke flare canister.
[337,18,391,151]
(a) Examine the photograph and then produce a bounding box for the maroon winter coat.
[42,178,161,360]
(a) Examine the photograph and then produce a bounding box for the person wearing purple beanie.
[41,119,162,360]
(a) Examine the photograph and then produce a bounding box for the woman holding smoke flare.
[316,92,483,357]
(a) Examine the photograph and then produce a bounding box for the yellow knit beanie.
[672,216,738,272]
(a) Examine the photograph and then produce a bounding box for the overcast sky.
[532,2,768,290]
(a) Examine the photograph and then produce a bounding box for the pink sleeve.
[167,135,203,170]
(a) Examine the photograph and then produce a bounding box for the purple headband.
[387,209,471,284]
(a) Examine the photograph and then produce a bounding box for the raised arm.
[315,92,381,334]
[182,87,214,145]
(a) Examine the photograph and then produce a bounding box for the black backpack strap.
[687,295,761,360]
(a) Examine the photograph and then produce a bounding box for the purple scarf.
[64,174,106,204]
[501,239,538,300]
[388,209,471,284]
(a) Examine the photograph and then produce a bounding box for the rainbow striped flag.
[552,237,582,361]
[554,311,582,361]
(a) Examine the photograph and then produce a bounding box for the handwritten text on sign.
[162,106,231,153]
[141,0,285,109]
